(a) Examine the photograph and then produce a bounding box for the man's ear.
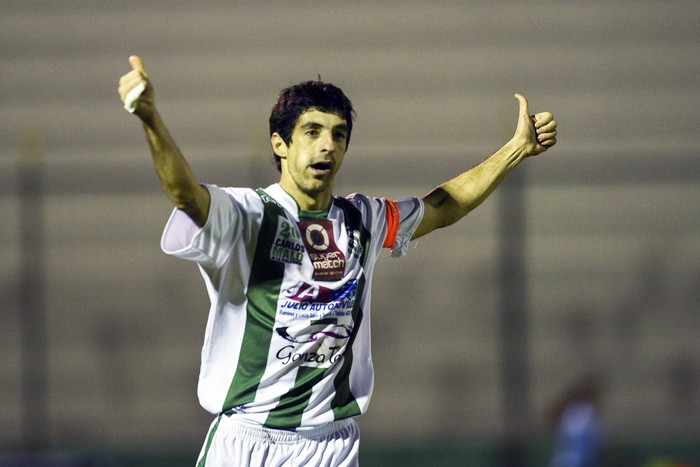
[271,133,288,159]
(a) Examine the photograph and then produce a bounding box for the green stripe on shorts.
[196,414,222,467]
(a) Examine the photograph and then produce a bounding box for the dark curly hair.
[269,80,355,171]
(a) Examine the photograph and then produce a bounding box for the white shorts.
[196,415,360,467]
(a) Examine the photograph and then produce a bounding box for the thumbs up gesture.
[118,55,154,117]
[512,94,557,157]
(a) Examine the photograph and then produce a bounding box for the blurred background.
[1,1,699,465]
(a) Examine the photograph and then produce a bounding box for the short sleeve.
[160,185,247,268]
[389,197,424,257]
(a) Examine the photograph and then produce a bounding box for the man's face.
[274,109,349,207]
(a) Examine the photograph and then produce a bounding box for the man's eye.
[306,130,319,137]
[334,132,347,141]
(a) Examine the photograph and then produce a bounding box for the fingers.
[119,55,150,114]
[129,55,146,75]
[536,128,556,147]
[119,55,148,91]
[513,93,535,141]
[534,112,553,128]
[118,67,145,101]
[535,117,556,134]
[514,93,530,120]
[512,94,557,154]
[534,112,557,146]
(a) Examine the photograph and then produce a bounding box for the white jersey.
[161,183,423,431]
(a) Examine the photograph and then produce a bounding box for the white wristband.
[124,82,146,113]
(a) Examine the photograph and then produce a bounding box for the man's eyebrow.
[300,121,323,129]
[300,121,349,132]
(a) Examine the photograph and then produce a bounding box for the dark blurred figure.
[548,375,605,467]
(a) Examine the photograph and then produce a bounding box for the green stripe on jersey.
[264,365,327,429]
[222,192,376,428]
[330,276,366,420]
[222,193,285,410]
[330,198,372,420]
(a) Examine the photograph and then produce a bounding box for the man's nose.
[320,131,335,153]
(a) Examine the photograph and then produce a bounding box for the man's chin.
[301,179,333,196]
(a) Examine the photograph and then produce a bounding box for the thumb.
[514,93,530,120]
[129,55,146,76]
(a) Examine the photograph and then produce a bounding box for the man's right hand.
[118,55,154,119]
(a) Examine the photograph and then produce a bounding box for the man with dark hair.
[118,55,556,466]
[269,80,356,172]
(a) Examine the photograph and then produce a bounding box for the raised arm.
[412,94,557,239]
[118,55,210,226]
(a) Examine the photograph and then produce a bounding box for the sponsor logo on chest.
[298,219,346,281]
[270,216,347,281]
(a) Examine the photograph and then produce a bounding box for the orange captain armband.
[382,199,399,249]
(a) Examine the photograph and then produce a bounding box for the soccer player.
[118,55,556,466]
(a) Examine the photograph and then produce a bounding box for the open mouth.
[310,162,333,173]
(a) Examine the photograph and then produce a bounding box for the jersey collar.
[265,183,335,221]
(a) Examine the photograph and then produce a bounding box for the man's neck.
[278,181,333,212]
